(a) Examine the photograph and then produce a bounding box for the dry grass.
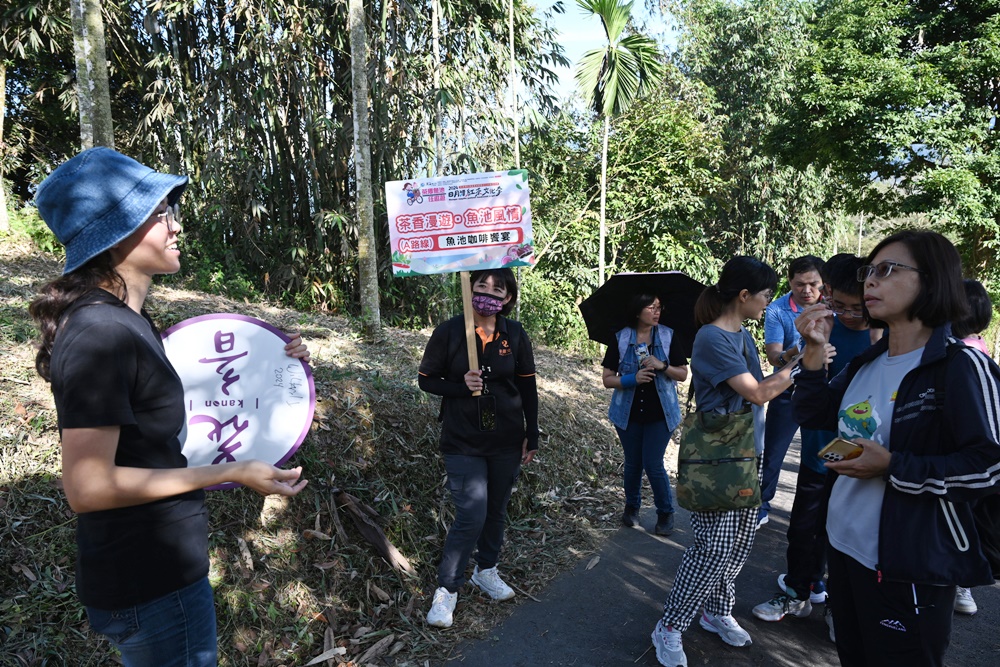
[0,233,675,666]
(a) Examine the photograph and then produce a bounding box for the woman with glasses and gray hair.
[793,230,1000,667]
[29,147,310,666]
[602,294,689,536]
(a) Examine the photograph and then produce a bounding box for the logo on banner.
[162,314,315,489]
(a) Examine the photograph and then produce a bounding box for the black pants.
[438,450,522,592]
[827,546,954,667]
[784,466,833,597]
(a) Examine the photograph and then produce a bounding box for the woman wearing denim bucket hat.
[29,147,310,666]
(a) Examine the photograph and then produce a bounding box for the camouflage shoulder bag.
[676,332,761,512]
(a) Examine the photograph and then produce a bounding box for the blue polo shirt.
[799,318,874,474]
[764,292,803,349]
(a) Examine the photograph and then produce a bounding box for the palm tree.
[574,0,663,284]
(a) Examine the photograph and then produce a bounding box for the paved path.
[444,437,1000,666]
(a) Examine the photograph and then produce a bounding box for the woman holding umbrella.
[602,294,688,535]
[651,256,801,667]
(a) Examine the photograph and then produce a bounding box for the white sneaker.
[752,592,812,622]
[699,610,752,647]
[955,587,978,615]
[426,587,457,628]
[651,619,687,667]
[471,565,515,601]
[778,573,828,604]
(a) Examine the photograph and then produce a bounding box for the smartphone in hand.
[818,437,864,463]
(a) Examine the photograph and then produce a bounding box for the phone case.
[818,438,863,463]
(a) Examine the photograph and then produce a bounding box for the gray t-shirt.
[827,346,923,570]
[691,325,766,454]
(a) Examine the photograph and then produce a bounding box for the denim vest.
[608,325,682,432]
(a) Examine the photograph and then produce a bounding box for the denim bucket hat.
[35,147,189,274]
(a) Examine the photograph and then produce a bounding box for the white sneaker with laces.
[651,619,687,667]
[699,610,752,647]
[778,573,828,604]
[752,592,812,622]
[426,587,457,628]
[955,587,978,615]
[470,565,515,601]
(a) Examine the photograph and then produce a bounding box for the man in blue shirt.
[752,254,880,628]
[759,255,825,528]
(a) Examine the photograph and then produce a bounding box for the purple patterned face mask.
[472,292,505,316]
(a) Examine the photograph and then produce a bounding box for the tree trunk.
[349,0,381,336]
[70,0,114,148]
[0,61,9,232]
[599,114,609,285]
[508,0,519,168]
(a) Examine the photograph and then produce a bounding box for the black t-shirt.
[49,289,208,609]
[419,315,537,455]
[602,332,687,424]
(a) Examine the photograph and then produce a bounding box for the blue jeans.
[86,577,217,667]
[438,450,522,592]
[760,390,799,512]
[615,420,675,515]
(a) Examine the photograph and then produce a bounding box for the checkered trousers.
[660,505,758,631]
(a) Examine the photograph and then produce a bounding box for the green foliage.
[518,268,592,350]
[669,0,854,269]
[771,0,1000,279]
[6,205,62,255]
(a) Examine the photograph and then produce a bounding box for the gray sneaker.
[651,618,687,667]
[699,611,752,647]
[752,592,812,622]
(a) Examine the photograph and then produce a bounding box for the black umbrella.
[579,271,706,357]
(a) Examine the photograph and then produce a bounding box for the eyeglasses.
[154,204,181,232]
[757,289,774,302]
[857,261,924,282]
[823,298,864,318]
[644,304,663,312]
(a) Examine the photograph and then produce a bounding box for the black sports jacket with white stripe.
[793,324,1000,588]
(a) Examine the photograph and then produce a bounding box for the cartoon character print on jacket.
[839,397,880,441]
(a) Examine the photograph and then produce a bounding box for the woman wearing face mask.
[417,268,539,628]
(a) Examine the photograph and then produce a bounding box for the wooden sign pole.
[459,271,481,397]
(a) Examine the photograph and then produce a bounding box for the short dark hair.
[862,230,968,329]
[470,268,519,316]
[788,255,825,281]
[694,256,778,327]
[823,253,865,296]
[626,294,658,327]
[953,279,992,339]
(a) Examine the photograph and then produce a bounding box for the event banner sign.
[162,314,315,489]
[385,169,534,276]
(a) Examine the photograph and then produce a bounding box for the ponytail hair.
[29,252,126,381]
[694,256,778,327]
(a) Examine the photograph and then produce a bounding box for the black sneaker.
[655,512,675,536]
[622,506,640,527]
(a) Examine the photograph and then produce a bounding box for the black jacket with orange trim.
[418,315,539,455]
